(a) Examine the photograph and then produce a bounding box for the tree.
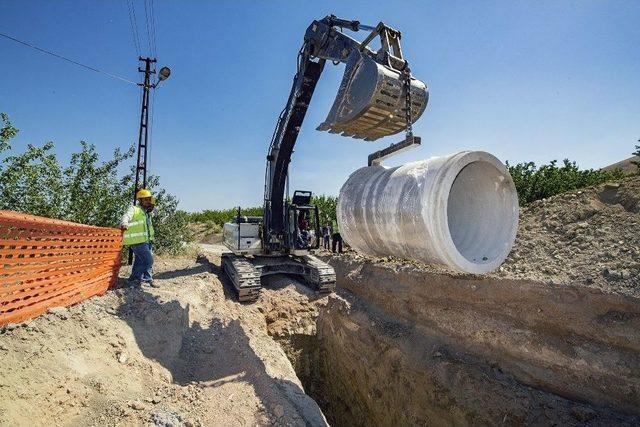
[632,141,640,172]
[0,113,192,254]
[0,113,18,148]
[506,158,627,205]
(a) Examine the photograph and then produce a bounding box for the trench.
[267,256,640,426]
[273,334,332,421]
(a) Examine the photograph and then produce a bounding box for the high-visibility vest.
[123,206,154,246]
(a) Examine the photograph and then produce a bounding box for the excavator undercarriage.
[222,253,336,302]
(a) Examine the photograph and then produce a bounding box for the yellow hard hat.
[136,189,152,199]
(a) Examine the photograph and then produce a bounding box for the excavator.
[222,15,429,301]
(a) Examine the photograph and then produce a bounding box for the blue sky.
[1,1,638,211]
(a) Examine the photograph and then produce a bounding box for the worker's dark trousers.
[323,236,330,250]
[332,233,343,253]
[129,242,154,283]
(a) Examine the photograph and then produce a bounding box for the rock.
[603,269,622,280]
[128,400,146,410]
[571,406,596,422]
[273,404,285,418]
[48,307,70,320]
[117,352,128,364]
[151,409,184,426]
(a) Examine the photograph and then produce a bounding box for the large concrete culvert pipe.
[337,151,519,274]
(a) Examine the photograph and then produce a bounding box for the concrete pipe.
[337,151,519,274]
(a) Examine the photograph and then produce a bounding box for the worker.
[296,211,310,248]
[331,219,343,254]
[322,222,332,250]
[120,189,157,287]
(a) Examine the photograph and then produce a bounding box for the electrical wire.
[149,0,158,58]
[148,85,156,172]
[125,0,141,56]
[143,0,154,57]
[0,32,138,85]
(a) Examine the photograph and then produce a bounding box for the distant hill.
[602,156,639,174]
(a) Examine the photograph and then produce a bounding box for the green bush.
[506,159,626,205]
[0,113,192,255]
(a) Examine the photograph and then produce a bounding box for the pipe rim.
[437,151,519,274]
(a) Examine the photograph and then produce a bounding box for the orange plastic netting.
[0,210,122,326]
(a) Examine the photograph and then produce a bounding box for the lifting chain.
[402,66,414,140]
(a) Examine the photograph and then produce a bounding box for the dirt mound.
[497,176,640,296]
[0,255,328,427]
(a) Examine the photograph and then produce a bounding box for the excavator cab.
[317,23,429,141]
[285,191,320,253]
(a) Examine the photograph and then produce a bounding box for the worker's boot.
[144,280,160,288]
[126,279,142,288]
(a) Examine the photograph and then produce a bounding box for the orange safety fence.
[0,210,122,326]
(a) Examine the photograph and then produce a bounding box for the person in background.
[322,222,332,251]
[120,189,157,288]
[297,211,311,248]
[331,219,343,254]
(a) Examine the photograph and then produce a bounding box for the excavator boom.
[264,15,429,251]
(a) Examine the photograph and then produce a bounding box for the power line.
[150,0,158,58]
[148,86,156,171]
[143,0,154,57]
[0,32,138,85]
[125,0,141,56]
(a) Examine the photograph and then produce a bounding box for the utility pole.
[133,56,156,202]
[129,57,170,264]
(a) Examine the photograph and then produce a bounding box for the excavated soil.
[497,176,640,296]
[0,254,328,427]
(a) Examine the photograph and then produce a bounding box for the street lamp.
[156,66,171,86]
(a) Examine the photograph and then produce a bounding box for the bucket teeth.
[318,50,429,142]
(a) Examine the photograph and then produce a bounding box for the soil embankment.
[311,254,640,425]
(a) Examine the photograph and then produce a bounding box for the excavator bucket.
[317,50,429,141]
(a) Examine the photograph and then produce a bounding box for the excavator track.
[221,253,262,302]
[302,255,336,292]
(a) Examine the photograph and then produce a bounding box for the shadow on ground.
[116,263,326,426]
